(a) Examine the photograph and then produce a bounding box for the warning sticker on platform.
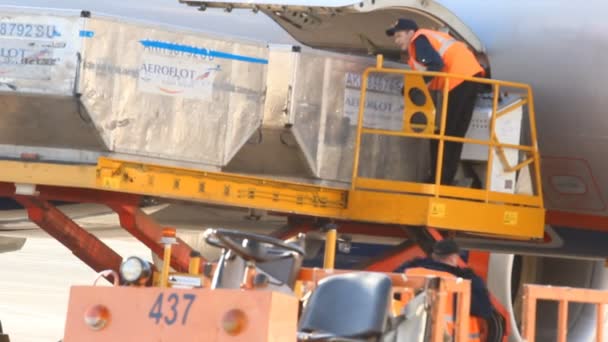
[138,53,220,99]
[503,211,518,225]
[101,177,120,190]
[430,203,446,218]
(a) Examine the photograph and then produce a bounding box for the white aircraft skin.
[1,0,607,340]
[439,0,608,218]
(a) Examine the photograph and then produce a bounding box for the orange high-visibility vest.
[405,267,482,341]
[407,29,484,91]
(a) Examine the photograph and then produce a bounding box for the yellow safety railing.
[351,54,544,209]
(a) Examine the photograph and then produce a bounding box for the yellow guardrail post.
[434,76,451,193]
[527,87,544,201]
[351,67,371,189]
[160,227,177,288]
[485,85,500,201]
[376,54,384,68]
[189,250,201,275]
[323,224,337,269]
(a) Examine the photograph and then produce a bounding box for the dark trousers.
[429,78,481,185]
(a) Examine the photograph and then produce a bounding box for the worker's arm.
[413,35,444,84]
[469,275,494,319]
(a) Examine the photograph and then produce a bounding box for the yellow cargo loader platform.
[0,56,544,239]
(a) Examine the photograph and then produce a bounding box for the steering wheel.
[203,228,305,263]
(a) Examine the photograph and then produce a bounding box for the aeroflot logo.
[139,63,217,81]
[139,64,219,92]
[135,38,266,98]
[140,64,198,81]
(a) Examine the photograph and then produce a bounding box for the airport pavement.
[0,233,151,342]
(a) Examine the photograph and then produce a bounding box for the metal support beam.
[335,221,408,238]
[14,196,123,279]
[0,182,15,196]
[277,215,409,238]
[270,216,317,240]
[3,181,201,274]
[109,204,200,273]
[0,182,141,205]
[362,241,426,272]
[36,185,141,206]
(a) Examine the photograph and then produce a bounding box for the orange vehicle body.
[64,286,297,342]
[62,261,473,342]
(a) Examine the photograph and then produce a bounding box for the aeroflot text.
[140,63,196,80]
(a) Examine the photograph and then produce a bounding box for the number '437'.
[149,293,196,326]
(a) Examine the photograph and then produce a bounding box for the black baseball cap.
[386,18,419,36]
[432,239,460,256]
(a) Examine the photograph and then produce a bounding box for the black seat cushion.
[298,272,392,338]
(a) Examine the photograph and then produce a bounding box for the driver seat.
[297,272,392,341]
[211,233,306,293]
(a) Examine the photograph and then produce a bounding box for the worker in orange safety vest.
[398,239,502,341]
[386,18,485,187]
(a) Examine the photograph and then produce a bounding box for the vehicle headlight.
[119,256,152,285]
